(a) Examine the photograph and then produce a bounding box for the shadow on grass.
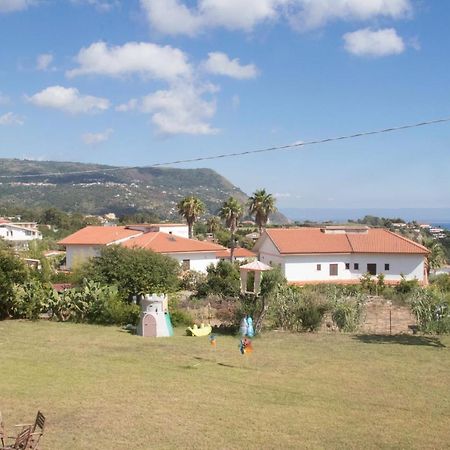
[353,334,446,348]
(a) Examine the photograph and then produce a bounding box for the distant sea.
[280,208,450,226]
[433,223,450,230]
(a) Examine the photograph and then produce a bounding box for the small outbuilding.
[239,260,273,295]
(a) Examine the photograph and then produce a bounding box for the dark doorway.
[367,263,377,275]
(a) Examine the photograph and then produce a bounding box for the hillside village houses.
[253,225,430,285]
[0,218,42,249]
[58,223,227,272]
[59,222,430,285]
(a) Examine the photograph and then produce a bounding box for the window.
[384,263,390,271]
[367,263,377,276]
[354,263,359,270]
[345,263,350,270]
[329,264,338,276]
[181,259,190,271]
[317,264,321,271]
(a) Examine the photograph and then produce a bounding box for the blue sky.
[0,0,449,209]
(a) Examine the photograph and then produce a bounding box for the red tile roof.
[263,227,429,255]
[58,226,142,246]
[121,232,226,253]
[216,248,257,259]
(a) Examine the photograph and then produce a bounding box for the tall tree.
[219,197,243,261]
[177,196,205,239]
[206,216,221,240]
[423,237,447,275]
[247,188,277,235]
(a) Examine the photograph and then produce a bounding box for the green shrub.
[430,274,450,293]
[11,280,55,320]
[396,276,420,295]
[168,295,193,326]
[297,293,329,332]
[197,260,240,298]
[269,285,329,332]
[0,250,29,319]
[180,270,207,291]
[360,272,376,294]
[331,295,366,332]
[79,246,180,300]
[409,289,450,334]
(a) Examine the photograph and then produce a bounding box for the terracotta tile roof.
[346,229,429,254]
[121,232,227,253]
[58,226,142,246]
[263,227,429,255]
[264,228,352,254]
[216,248,257,258]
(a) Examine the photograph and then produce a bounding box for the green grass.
[1,321,449,449]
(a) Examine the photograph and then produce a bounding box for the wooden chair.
[0,411,5,447]
[0,426,32,450]
[27,411,45,450]
[11,411,45,450]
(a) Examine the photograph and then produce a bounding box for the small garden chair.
[0,411,5,447]
[14,412,45,450]
[0,426,31,450]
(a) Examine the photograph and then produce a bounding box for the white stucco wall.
[166,252,218,273]
[257,235,425,283]
[159,226,189,239]
[0,224,42,242]
[282,253,425,283]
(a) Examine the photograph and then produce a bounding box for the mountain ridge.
[0,158,288,223]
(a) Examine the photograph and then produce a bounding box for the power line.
[1,115,449,179]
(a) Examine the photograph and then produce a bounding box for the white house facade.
[59,224,226,273]
[121,231,226,273]
[59,226,144,269]
[0,222,42,248]
[254,226,429,285]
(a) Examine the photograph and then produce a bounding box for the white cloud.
[288,0,412,31]
[343,28,405,57]
[274,192,292,198]
[36,53,54,71]
[0,112,24,126]
[140,0,283,35]
[115,98,138,112]
[27,85,110,114]
[82,128,113,145]
[140,0,412,35]
[203,52,258,79]
[67,41,192,81]
[0,0,34,13]
[140,83,219,135]
[70,0,119,12]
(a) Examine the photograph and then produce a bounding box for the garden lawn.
[1,321,449,449]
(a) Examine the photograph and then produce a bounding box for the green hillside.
[0,159,288,222]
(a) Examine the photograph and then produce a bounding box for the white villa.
[0,219,42,248]
[253,226,429,285]
[58,223,226,272]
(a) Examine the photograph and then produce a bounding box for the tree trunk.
[230,232,235,262]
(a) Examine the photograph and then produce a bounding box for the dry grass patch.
[1,321,449,449]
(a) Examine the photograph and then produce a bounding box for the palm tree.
[219,197,243,261]
[423,237,447,275]
[247,188,277,235]
[206,216,221,240]
[177,196,205,239]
